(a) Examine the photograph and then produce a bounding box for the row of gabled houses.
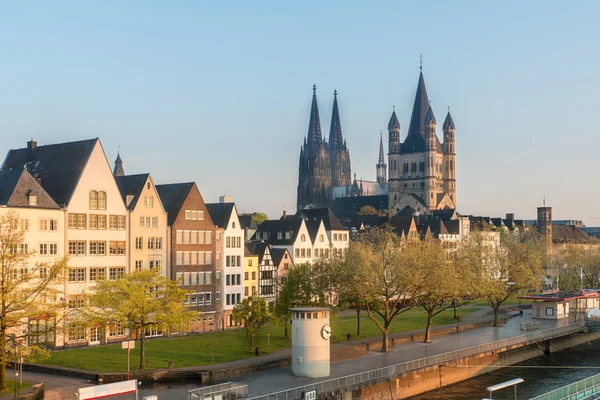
[0,138,350,348]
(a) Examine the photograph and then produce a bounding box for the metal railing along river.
[528,372,600,400]
[245,322,586,400]
[188,382,249,400]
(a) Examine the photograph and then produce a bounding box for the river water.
[410,336,600,400]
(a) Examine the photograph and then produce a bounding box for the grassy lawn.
[39,307,479,372]
[0,380,33,396]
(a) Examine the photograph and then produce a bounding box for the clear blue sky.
[2,1,599,224]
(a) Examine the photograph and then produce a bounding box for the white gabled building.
[115,173,168,277]
[251,208,349,265]
[206,201,244,328]
[0,168,65,346]
[3,139,128,347]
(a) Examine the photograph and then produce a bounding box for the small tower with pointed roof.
[443,109,457,204]
[376,131,387,186]
[113,152,124,177]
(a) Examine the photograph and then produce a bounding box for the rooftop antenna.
[543,194,546,207]
[420,54,423,71]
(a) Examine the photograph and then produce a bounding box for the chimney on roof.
[219,194,232,204]
[283,208,287,220]
[26,140,37,162]
[506,213,515,221]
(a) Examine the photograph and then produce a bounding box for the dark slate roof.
[395,206,416,216]
[424,105,436,125]
[490,218,505,229]
[417,215,448,236]
[245,242,269,264]
[331,195,388,222]
[349,215,388,230]
[239,214,258,231]
[444,219,461,235]
[431,208,458,222]
[156,182,195,226]
[2,138,98,206]
[388,110,401,130]
[205,203,235,229]
[251,219,304,245]
[271,248,291,267]
[443,111,455,130]
[304,219,321,243]
[552,225,593,243]
[0,168,60,209]
[295,208,346,231]
[115,173,149,211]
[390,215,416,237]
[407,71,430,140]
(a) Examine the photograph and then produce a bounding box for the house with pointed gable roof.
[115,173,168,277]
[4,138,128,347]
[156,182,221,332]
[206,201,244,328]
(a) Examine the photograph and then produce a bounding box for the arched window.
[232,222,236,229]
[98,191,107,210]
[319,234,324,242]
[301,234,306,242]
[89,191,98,209]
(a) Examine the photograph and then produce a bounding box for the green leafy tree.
[274,263,322,338]
[340,226,425,352]
[0,211,67,390]
[88,269,194,369]
[233,296,271,352]
[357,205,379,216]
[252,212,269,225]
[559,245,600,289]
[465,230,544,326]
[414,240,463,343]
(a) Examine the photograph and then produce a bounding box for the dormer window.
[256,232,262,240]
[28,194,37,206]
[277,231,283,240]
[285,231,291,239]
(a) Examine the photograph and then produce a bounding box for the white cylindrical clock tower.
[290,307,331,378]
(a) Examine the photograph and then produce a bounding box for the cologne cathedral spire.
[328,90,351,188]
[307,84,322,145]
[329,90,343,149]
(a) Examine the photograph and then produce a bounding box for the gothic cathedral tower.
[297,86,351,211]
[329,90,351,188]
[387,67,457,215]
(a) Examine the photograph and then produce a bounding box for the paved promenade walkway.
[7,307,579,400]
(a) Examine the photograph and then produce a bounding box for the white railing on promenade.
[246,322,586,400]
[528,372,600,400]
[188,382,249,400]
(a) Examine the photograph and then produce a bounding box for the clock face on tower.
[321,324,331,340]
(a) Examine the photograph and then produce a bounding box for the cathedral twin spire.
[306,85,347,151]
[297,85,351,210]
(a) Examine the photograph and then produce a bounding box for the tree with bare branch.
[0,211,67,390]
